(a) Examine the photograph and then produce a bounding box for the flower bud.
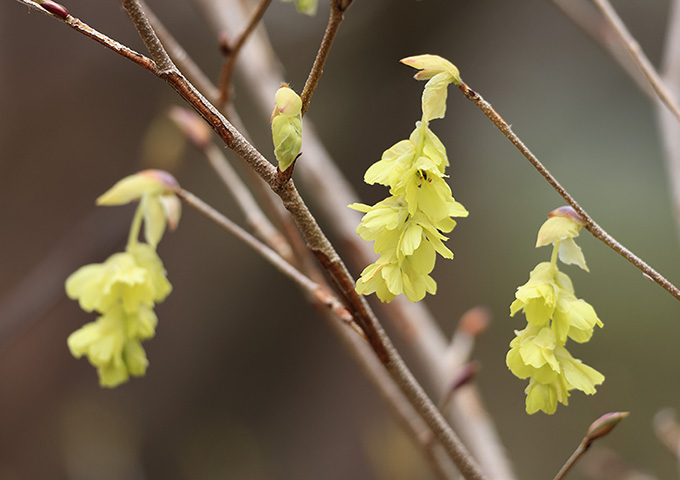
[97,170,178,206]
[400,54,462,86]
[586,412,629,443]
[38,0,69,19]
[271,86,303,173]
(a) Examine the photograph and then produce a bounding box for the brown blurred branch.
[590,0,680,124]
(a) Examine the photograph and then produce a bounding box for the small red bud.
[39,0,70,19]
[548,205,586,226]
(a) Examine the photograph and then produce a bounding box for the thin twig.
[217,0,272,108]
[591,0,680,125]
[300,0,345,116]
[458,82,680,302]
[553,438,590,480]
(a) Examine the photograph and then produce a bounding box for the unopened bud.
[586,411,629,443]
[97,170,179,206]
[38,0,69,19]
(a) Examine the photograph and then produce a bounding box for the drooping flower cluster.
[349,55,468,303]
[66,170,180,387]
[507,207,604,414]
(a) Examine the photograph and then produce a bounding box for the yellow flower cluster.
[350,55,467,302]
[506,207,604,414]
[66,171,180,387]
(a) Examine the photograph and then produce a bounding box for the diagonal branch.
[458,82,680,303]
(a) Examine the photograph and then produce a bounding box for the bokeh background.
[1,0,679,478]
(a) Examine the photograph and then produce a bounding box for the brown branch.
[458,82,680,303]
[300,0,345,116]
[217,0,273,108]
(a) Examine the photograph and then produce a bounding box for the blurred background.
[1,0,679,478]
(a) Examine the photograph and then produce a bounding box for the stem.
[126,203,144,249]
[217,0,272,108]
[550,242,560,268]
[458,82,680,303]
[553,439,589,480]
[300,0,344,116]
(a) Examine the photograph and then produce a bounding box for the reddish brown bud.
[39,0,70,19]
[548,205,586,226]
